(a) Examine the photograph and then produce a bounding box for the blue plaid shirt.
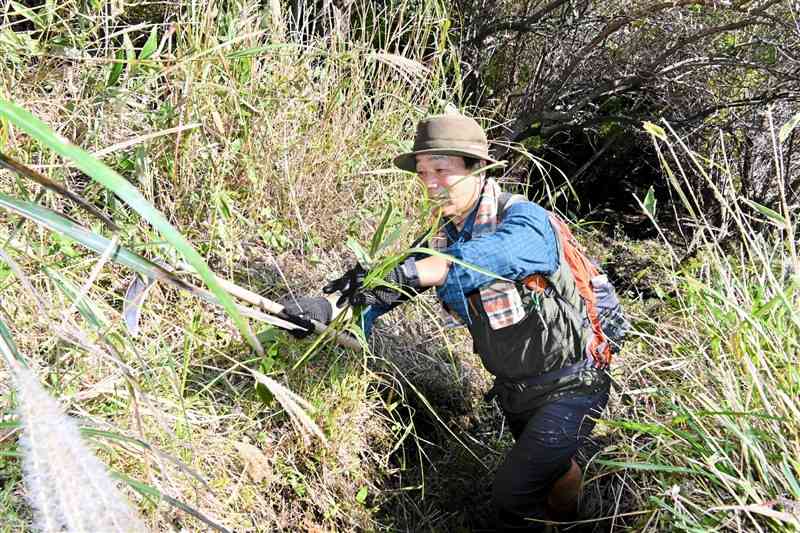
[361,200,558,335]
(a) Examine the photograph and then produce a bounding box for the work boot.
[546,458,582,522]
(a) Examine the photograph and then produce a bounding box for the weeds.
[601,116,800,531]
[0,0,797,531]
[0,0,457,529]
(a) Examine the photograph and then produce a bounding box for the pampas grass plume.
[14,365,146,532]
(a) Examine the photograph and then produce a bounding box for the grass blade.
[0,313,25,367]
[44,267,108,329]
[779,112,800,143]
[0,100,263,355]
[0,151,119,231]
[114,473,231,533]
[596,459,710,477]
[740,197,787,228]
[138,26,158,60]
[407,246,513,282]
[346,237,372,267]
[370,204,395,256]
[81,428,210,491]
[0,192,301,333]
[107,48,125,87]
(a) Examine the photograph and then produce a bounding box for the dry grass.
[0,0,452,530]
[1,1,797,532]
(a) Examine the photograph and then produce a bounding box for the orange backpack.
[547,214,625,367]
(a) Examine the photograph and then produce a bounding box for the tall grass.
[0,0,464,530]
[601,118,800,531]
[3,1,795,531]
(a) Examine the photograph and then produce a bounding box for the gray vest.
[467,210,590,380]
[467,194,608,413]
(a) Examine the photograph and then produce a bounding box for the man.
[283,114,612,531]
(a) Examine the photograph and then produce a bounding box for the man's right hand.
[322,263,368,307]
[324,258,421,308]
[279,296,333,338]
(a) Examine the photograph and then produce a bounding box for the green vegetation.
[0,1,797,531]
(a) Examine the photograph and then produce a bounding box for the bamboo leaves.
[107,49,126,88]
[0,101,263,355]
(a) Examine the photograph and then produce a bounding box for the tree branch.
[469,0,571,44]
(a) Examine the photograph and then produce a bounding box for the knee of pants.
[492,448,575,517]
[492,472,548,517]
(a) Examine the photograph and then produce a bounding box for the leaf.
[346,237,372,268]
[0,191,294,333]
[376,226,402,255]
[234,441,273,484]
[0,101,263,355]
[0,313,24,367]
[214,189,232,219]
[0,151,118,231]
[783,461,800,498]
[123,33,136,76]
[139,26,158,60]
[45,267,108,329]
[107,48,125,88]
[355,485,368,504]
[642,121,667,141]
[596,459,710,477]
[254,353,277,403]
[123,274,156,336]
[643,185,657,218]
[9,2,45,30]
[81,428,210,490]
[741,198,786,228]
[369,204,394,257]
[779,112,800,144]
[254,380,274,403]
[407,246,513,282]
[226,44,289,59]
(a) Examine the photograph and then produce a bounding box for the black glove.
[279,296,333,339]
[323,257,421,308]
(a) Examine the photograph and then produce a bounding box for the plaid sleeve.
[436,202,558,317]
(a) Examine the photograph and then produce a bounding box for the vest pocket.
[470,303,548,379]
[470,291,584,380]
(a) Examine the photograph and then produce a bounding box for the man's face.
[415,154,482,220]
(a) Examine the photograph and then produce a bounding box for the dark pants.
[492,385,610,531]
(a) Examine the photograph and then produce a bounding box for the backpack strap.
[498,191,527,219]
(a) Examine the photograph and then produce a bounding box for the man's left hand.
[279,295,333,338]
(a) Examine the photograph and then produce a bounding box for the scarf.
[431,178,527,330]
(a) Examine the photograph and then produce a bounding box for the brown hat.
[393,114,500,173]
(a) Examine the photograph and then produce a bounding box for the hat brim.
[393,148,500,173]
